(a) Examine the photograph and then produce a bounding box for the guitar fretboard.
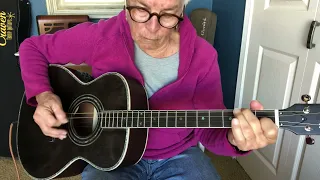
[98,110,276,128]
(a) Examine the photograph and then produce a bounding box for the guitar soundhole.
[72,102,99,138]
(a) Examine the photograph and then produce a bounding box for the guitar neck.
[99,110,278,128]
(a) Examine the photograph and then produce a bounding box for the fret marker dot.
[229,117,232,120]
[201,117,205,120]
[179,117,183,121]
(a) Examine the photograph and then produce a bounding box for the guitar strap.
[9,122,20,180]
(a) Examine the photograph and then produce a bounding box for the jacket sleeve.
[19,21,102,106]
[193,51,251,157]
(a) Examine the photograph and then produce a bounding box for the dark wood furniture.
[36,15,92,74]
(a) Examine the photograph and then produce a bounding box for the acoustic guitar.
[15,64,320,180]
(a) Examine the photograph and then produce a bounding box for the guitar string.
[58,111,318,127]
[69,121,320,127]
[68,123,320,128]
[64,112,316,120]
[66,117,316,127]
[64,110,312,115]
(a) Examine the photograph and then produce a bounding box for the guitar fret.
[158,111,160,127]
[112,111,115,127]
[131,111,133,127]
[185,111,187,127]
[121,111,123,127]
[175,111,177,127]
[144,111,146,127]
[196,111,198,127]
[104,112,107,128]
[150,111,152,127]
[117,111,120,127]
[137,111,139,127]
[108,111,111,127]
[116,111,118,127]
[222,110,224,127]
[209,111,210,127]
[166,111,168,127]
[126,111,128,128]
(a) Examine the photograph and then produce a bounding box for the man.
[18,0,278,179]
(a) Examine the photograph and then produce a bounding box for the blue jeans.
[81,146,221,180]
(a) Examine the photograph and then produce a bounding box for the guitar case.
[0,0,31,157]
[190,8,217,45]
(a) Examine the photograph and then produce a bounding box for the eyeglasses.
[125,6,184,29]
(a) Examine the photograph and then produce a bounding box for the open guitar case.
[0,0,31,157]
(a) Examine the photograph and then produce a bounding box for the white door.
[298,3,320,179]
[234,0,319,180]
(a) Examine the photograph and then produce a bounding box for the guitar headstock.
[279,95,319,145]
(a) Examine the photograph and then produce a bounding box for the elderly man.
[18,0,278,179]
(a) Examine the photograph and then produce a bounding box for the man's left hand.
[227,100,279,151]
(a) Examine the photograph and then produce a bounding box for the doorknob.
[306,20,320,49]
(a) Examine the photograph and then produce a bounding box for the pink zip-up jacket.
[18,10,249,159]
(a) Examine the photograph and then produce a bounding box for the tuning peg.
[301,94,311,104]
[306,135,315,145]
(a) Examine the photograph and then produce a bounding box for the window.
[46,0,125,18]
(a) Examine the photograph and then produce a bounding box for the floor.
[0,150,251,180]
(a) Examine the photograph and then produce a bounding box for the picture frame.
[46,0,125,19]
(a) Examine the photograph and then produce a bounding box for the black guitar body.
[16,65,149,179]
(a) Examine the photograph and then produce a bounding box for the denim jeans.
[81,146,221,180]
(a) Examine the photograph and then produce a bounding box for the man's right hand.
[34,91,68,140]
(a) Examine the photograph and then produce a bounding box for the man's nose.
[146,15,161,32]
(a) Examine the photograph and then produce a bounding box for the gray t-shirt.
[134,43,179,98]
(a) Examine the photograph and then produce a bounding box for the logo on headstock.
[0,11,15,47]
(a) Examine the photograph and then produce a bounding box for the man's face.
[126,0,183,49]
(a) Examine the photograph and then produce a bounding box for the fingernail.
[60,135,66,140]
[232,118,239,125]
[232,139,236,145]
[233,108,241,114]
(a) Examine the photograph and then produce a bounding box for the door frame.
[234,1,311,179]
[234,0,253,108]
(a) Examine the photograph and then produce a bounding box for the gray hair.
[125,0,191,7]
[184,0,191,5]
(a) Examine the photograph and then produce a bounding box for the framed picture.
[46,0,125,19]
